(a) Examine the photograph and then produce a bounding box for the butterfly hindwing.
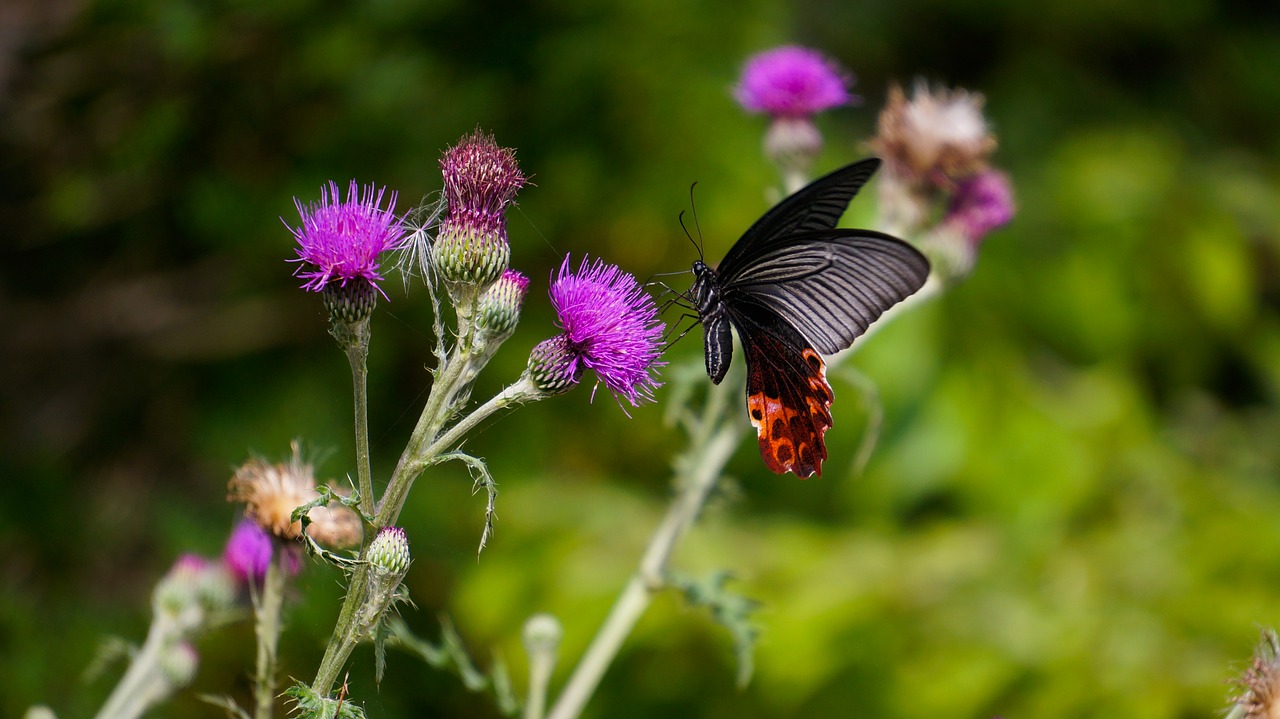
[736,306,834,478]
[722,229,930,353]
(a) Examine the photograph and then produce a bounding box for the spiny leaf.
[428,451,499,557]
[196,694,251,719]
[284,681,366,719]
[384,616,520,716]
[669,570,761,688]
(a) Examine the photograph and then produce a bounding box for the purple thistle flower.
[434,131,526,286]
[286,180,405,298]
[222,519,300,584]
[945,170,1015,245]
[530,255,665,406]
[734,45,856,118]
[440,131,526,230]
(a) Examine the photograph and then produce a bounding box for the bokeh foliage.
[2,0,1279,717]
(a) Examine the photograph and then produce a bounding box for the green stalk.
[342,319,375,519]
[374,342,473,531]
[545,377,742,719]
[94,615,173,719]
[314,298,529,697]
[252,551,289,719]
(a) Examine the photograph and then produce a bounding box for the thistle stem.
[252,552,289,719]
[310,568,367,697]
[93,615,173,719]
[312,359,532,697]
[545,378,743,719]
[342,319,376,519]
[410,377,539,475]
[374,342,472,530]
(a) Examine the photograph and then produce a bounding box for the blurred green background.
[3,0,1280,717]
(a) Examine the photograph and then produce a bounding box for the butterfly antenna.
[688,181,705,260]
[677,209,701,260]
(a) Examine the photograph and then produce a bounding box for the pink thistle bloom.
[945,170,1015,245]
[286,180,405,297]
[734,45,856,118]
[529,256,665,407]
[222,519,300,584]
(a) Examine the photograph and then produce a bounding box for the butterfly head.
[690,260,722,318]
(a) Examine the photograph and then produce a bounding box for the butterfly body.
[692,260,734,384]
[690,158,929,478]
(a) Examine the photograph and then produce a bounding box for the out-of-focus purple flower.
[734,45,855,117]
[286,180,405,298]
[222,519,303,584]
[222,519,274,583]
[434,131,526,287]
[945,170,1015,246]
[734,46,856,190]
[527,256,665,406]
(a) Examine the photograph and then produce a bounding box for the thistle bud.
[522,613,563,657]
[322,278,379,325]
[154,554,210,618]
[475,269,530,345]
[367,526,411,577]
[158,641,199,687]
[353,527,413,639]
[525,335,582,397]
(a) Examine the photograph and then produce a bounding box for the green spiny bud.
[367,526,411,576]
[525,335,582,397]
[323,279,379,324]
[475,269,530,344]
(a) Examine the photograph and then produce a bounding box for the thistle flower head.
[528,255,665,406]
[870,81,996,188]
[734,45,856,118]
[227,441,362,549]
[434,130,526,286]
[945,169,1015,246]
[1232,630,1280,719]
[286,180,405,301]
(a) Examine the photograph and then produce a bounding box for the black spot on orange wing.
[743,331,834,478]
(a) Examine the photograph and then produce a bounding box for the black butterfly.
[690,158,930,478]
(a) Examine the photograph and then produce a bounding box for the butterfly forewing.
[717,159,883,275]
[721,230,930,353]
